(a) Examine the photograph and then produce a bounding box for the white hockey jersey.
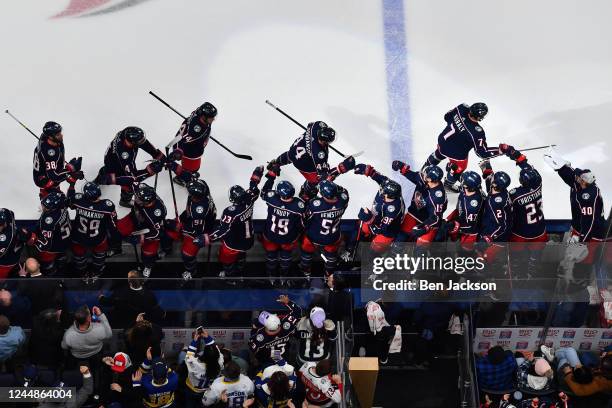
[202,374,254,407]
[184,339,224,393]
[298,362,342,407]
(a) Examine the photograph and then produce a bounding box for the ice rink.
[1,0,610,220]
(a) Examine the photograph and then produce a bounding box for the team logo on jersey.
[341,193,348,200]
[196,206,204,214]
[282,321,291,330]
[121,151,129,160]
[298,201,305,209]
[475,126,483,132]
[313,200,321,207]
[317,151,325,160]
[388,205,395,212]
[194,125,202,133]
[154,209,162,217]
[435,190,443,198]
[267,191,274,198]
[470,199,479,207]
[106,200,113,207]
[75,193,83,200]
[0,234,5,242]
[494,196,502,203]
[48,149,56,157]
[45,216,54,224]
[582,193,590,200]
[509,188,516,195]
[228,206,236,211]
[256,334,264,342]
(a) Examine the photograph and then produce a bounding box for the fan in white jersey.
[202,361,255,407]
[295,307,337,364]
[183,329,224,408]
[298,359,343,407]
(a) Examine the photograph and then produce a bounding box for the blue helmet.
[519,168,541,189]
[187,179,209,198]
[195,102,217,118]
[42,121,62,137]
[122,126,146,146]
[492,171,511,190]
[318,180,338,200]
[82,182,101,201]
[41,191,66,211]
[381,180,401,199]
[229,185,247,204]
[469,102,488,121]
[309,121,335,143]
[423,165,444,182]
[0,209,10,225]
[461,171,482,191]
[135,183,156,205]
[276,180,295,199]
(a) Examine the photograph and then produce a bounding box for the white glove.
[568,234,580,244]
[543,149,570,170]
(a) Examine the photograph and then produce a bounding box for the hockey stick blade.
[348,150,364,158]
[265,100,278,109]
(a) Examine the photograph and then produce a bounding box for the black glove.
[392,160,410,175]
[266,161,281,178]
[147,160,164,174]
[67,170,84,183]
[251,166,264,183]
[337,156,356,174]
[68,157,82,172]
[354,163,376,177]
[167,148,183,162]
[479,160,493,177]
[358,208,373,223]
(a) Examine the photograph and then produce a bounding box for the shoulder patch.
[312,200,321,207]
[470,199,479,207]
[256,334,264,342]
[282,321,291,330]
[195,206,204,214]
[317,151,326,160]
[47,149,56,157]
[341,193,348,200]
[0,234,6,242]
[494,196,502,203]
[121,151,129,160]
[509,188,516,195]
[435,190,443,198]
[194,124,202,133]
[582,193,590,200]
[154,209,162,217]
[266,191,274,198]
[475,126,483,132]
[75,193,83,200]
[105,200,113,207]
[228,205,236,211]
[45,216,53,224]
[298,201,305,209]
[387,205,396,212]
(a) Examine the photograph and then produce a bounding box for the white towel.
[389,325,402,354]
[366,301,389,334]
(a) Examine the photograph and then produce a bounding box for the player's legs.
[181,235,200,280]
[371,234,395,254]
[218,242,242,281]
[71,242,89,277]
[91,239,109,279]
[322,239,342,277]
[459,233,478,251]
[116,214,135,237]
[400,213,420,240]
[0,264,16,281]
[262,235,280,285]
[300,235,317,279]
[174,156,201,187]
[119,185,133,208]
[279,241,298,286]
[141,239,160,278]
[37,250,59,276]
[422,148,446,170]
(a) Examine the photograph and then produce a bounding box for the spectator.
[515,350,554,391]
[18,257,64,316]
[125,313,163,367]
[296,306,337,364]
[133,358,179,408]
[0,314,25,363]
[61,305,112,360]
[255,370,296,408]
[559,348,612,396]
[183,329,223,408]
[475,346,518,391]
[219,347,249,375]
[29,308,65,368]
[38,366,93,408]
[0,287,31,328]
[98,270,163,328]
[298,359,342,407]
[100,352,138,406]
[202,361,255,407]
[326,273,353,324]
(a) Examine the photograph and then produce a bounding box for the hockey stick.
[265,100,349,158]
[149,91,253,161]
[490,144,558,159]
[5,110,40,140]
[165,147,180,220]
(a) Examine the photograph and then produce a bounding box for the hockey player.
[194,166,263,281]
[392,161,447,246]
[544,152,610,263]
[477,160,513,263]
[422,103,506,191]
[0,209,29,280]
[183,329,223,408]
[133,359,178,408]
[300,180,349,279]
[94,126,167,207]
[295,307,337,364]
[202,361,255,407]
[348,163,404,255]
[116,183,167,278]
[249,295,303,366]
[298,359,343,408]
[267,121,337,200]
[172,102,217,186]
[67,181,118,282]
[260,168,306,286]
[33,121,84,198]
[32,191,72,275]
[445,171,484,250]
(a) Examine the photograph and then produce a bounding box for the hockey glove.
[167,148,183,162]
[336,156,356,174]
[251,166,264,184]
[392,160,410,175]
[67,170,85,184]
[411,224,429,237]
[479,160,493,177]
[498,144,515,154]
[147,160,165,175]
[358,208,374,223]
[266,161,281,178]
[153,149,166,161]
[354,164,376,177]
[67,157,83,172]
[193,234,210,248]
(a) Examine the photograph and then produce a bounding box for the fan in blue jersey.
[116,183,167,278]
[299,180,349,279]
[133,359,178,408]
[94,126,167,207]
[171,102,217,186]
[32,121,84,199]
[267,121,337,201]
[393,161,447,246]
[544,151,610,264]
[422,103,510,192]
[445,171,484,251]
[165,179,217,281]
[30,190,72,275]
[345,164,405,257]
[0,209,29,280]
[260,167,306,286]
[194,166,264,282]
[67,181,118,282]
[477,160,513,263]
